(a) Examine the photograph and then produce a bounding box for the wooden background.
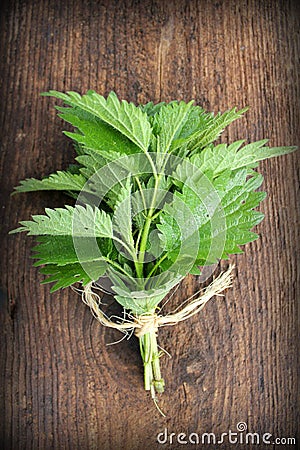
[0,0,299,449]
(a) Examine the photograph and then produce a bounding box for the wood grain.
[0,1,299,449]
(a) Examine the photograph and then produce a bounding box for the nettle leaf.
[32,235,114,266]
[10,204,113,238]
[34,236,108,292]
[76,149,107,178]
[13,170,87,194]
[59,108,140,155]
[33,235,89,266]
[139,101,171,117]
[170,170,266,266]
[157,214,181,253]
[190,140,297,175]
[154,194,200,275]
[188,107,248,153]
[40,263,93,292]
[157,167,268,270]
[43,90,152,152]
[171,139,297,194]
[109,268,182,314]
[151,101,194,153]
[169,106,247,154]
[75,147,134,185]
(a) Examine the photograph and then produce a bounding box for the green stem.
[146,253,168,279]
[111,235,141,279]
[137,215,152,264]
[139,325,165,397]
[104,258,133,278]
[135,174,162,278]
[150,332,164,393]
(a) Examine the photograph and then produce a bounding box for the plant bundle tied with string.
[11,90,296,411]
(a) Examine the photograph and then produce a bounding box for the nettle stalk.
[138,319,165,396]
[10,90,296,412]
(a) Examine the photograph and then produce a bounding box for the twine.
[81,265,234,338]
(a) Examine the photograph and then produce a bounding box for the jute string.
[81,265,234,338]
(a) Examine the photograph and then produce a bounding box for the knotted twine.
[81,265,234,338]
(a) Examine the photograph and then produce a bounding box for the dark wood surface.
[0,1,299,449]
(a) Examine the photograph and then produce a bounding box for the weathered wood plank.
[0,0,299,449]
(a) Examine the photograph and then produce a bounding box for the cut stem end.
[139,329,165,398]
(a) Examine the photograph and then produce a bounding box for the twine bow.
[81,265,234,338]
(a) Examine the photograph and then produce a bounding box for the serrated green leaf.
[171,106,248,154]
[40,263,94,292]
[151,100,194,154]
[75,149,107,178]
[43,90,152,152]
[13,170,87,194]
[59,107,140,155]
[191,140,297,175]
[157,214,181,253]
[139,101,170,117]
[161,168,267,268]
[10,204,113,238]
[191,107,248,152]
[32,235,113,266]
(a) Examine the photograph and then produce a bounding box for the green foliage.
[40,263,93,292]
[151,100,194,153]
[11,90,296,306]
[171,106,249,154]
[13,171,86,194]
[190,140,296,174]
[42,90,152,152]
[32,235,113,266]
[163,170,266,267]
[11,204,113,237]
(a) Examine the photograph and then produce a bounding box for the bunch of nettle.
[11,90,295,408]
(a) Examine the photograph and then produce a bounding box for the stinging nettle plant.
[11,90,296,412]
